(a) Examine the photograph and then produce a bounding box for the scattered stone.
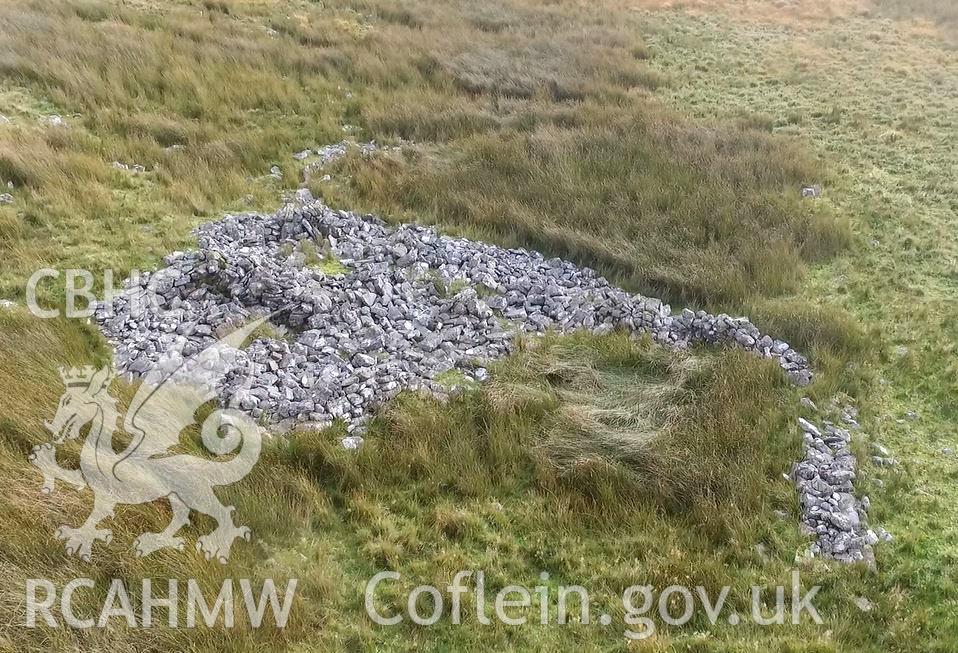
[304,140,404,180]
[315,140,350,165]
[0,193,12,205]
[293,149,311,161]
[798,418,821,437]
[941,447,953,456]
[841,404,860,429]
[0,115,9,125]
[904,410,919,421]
[892,345,909,358]
[269,165,282,179]
[800,397,818,411]
[44,114,65,127]
[801,184,822,198]
[94,195,814,434]
[0,299,16,309]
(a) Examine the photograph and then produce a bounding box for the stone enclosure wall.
[96,192,812,433]
[93,193,887,563]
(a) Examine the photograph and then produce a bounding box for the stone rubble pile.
[792,415,891,565]
[95,192,813,433]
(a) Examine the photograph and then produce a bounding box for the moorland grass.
[0,0,947,650]
[325,109,848,305]
[0,0,848,311]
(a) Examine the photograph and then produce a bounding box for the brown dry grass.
[625,0,872,25]
[629,0,958,41]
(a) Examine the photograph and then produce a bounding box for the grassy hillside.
[0,0,955,650]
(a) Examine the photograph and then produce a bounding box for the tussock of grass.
[746,298,872,361]
[488,334,800,535]
[301,240,348,276]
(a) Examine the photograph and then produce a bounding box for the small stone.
[0,193,12,205]
[800,397,818,411]
[852,596,874,612]
[341,435,364,450]
[798,418,822,437]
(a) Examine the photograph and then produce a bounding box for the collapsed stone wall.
[95,192,812,433]
[92,192,892,564]
[792,416,889,566]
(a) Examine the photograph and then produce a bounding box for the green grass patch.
[1,0,953,649]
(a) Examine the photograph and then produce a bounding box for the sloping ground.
[0,0,954,650]
[633,6,958,645]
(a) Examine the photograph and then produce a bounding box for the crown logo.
[58,366,99,386]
